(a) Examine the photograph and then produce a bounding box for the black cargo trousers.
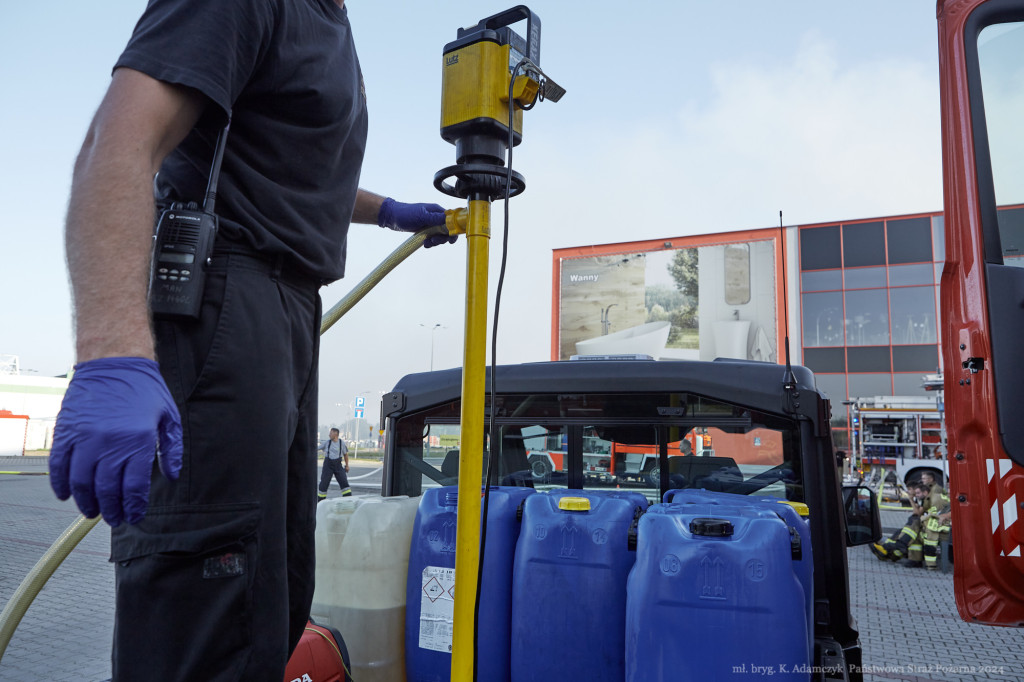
[110,251,322,681]
[319,455,351,496]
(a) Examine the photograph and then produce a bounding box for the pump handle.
[459,5,541,65]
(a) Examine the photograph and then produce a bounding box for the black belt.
[209,247,324,290]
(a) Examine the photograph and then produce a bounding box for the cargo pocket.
[111,503,261,682]
[153,265,234,406]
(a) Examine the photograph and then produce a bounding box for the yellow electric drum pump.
[435,6,563,199]
[432,6,563,681]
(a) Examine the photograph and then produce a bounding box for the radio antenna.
[202,116,231,215]
[779,210,796,392]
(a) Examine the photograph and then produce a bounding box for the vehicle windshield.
[388,390,804,505]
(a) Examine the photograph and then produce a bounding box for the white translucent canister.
[313,495,419,682]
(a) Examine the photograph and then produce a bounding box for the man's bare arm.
[351,189,386,225]
[67,68,204,362]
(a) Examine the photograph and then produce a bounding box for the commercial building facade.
[0,373,69,452]
[551,206,1024,448]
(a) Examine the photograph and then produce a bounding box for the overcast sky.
[0,1,944,428]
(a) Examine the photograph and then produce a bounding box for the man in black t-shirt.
[48,0,454,678]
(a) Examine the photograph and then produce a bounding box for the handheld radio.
[149,120,230,320]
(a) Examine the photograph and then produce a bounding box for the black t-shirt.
[116,0,368,282]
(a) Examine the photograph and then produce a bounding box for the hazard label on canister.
[418,566,455,653]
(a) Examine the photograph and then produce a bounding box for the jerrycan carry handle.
[775,512,803,560]
[689,517,734,537]
[627,505,645,551]
[789,526,802,560]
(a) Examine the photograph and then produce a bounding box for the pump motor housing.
[439,6,542,166]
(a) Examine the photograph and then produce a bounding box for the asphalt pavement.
[1,457,1021,681]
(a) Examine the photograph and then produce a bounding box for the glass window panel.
[890,286,937,345]
[802,292,844,347]
[886,217,933,264]
[847,346,891,373]
[888,264,934,287]
[844,267,887,289]
[892,373,932,397]
[978,23,1024,207]
[934,263,944,284]
[801,225,842,271]
[892,345,939,372]
[390,390,808,503]
[813,373,849,409]
[844,289,890,346]
[801,269,842,292]
[842,221,886,267]
[997,206,1024,260]
[803,347,846,373]
[931,215,945,262]
[847,373,893,400]
[1006,256,1024,269]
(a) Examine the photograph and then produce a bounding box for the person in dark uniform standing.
[47,0,455,679]
[319,428,351,499]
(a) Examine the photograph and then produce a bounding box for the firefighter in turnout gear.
[919,471,952,570]
[870,481,930,565]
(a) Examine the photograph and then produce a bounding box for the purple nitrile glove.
[49,357,183,527]
[377,197,457,248]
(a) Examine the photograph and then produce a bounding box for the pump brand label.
[418,566,455,653]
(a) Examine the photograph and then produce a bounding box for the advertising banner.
[556,236,779,364]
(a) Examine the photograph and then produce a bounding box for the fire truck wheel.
[645,466,661,487]
[530,458,553,482]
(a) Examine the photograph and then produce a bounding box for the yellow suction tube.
[450,199,490,681]
[0,217,462,664]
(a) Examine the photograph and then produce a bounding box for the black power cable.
[471,58,532,682]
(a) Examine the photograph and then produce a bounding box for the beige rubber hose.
[320,224,450,334]
[0,514,102,659]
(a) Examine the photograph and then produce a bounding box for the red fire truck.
[851,395,947,488]
[526,426,784,487]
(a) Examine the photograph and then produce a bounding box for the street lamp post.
[335,401,355,441]
[420,323,444,371]
[334,402,346,439]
